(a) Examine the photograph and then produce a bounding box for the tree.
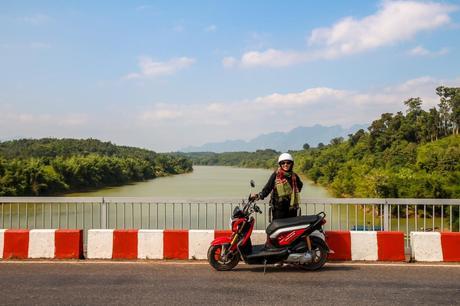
[437,86,460,135]
[404,97,422,115]
[349,129,366,146]
[427,108,440,141]
[302,143,310,150]
[330,137,344,146]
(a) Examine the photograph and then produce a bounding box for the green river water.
[67,165,330,198]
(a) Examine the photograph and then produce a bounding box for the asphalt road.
[0,262,459,306]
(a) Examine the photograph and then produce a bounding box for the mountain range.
[180,124,368,153]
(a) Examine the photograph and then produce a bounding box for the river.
[67,165,330,198]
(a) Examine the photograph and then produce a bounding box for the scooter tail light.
[320,219,327,226]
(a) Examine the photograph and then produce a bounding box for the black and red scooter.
[207,180,331,271]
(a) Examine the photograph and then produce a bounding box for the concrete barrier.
[2,229,457,262]
[86,229,408,261]
[326,231,405,261]
[0,229,83,259]
[87,229,267,260]
[411,232,460,262]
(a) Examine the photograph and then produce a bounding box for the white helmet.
[278,153,294,164]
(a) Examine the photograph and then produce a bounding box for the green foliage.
[182,149,280,169]
[293,87,460,200]
[0,139,192,196]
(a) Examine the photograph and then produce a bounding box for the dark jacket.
[258,171,303,219]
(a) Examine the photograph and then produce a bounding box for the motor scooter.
[207,180,331,271]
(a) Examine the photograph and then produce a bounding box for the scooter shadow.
[235,264,357,274]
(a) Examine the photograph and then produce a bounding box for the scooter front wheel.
[207,244,239,271]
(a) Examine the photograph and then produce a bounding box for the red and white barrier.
[0,229,83,259]
[2,228,458,262]
[87,229,407,261]
[87,229,267,260]
[410,232,460,262]
[325,231,406,261]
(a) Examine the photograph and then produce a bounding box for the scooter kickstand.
[263,259,267,274]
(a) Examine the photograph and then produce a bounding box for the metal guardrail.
[1,197,459,235]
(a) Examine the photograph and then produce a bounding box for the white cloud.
[205,25,217,32]
[0,111,88,127]
[137,76,460,149]
[136,5,153,11]
[409,45,430,56]
[222,56,237,68]
[308,1,455,55]
[173,24,185,33]
[19,14,50,25]
[125,56,195,79]
[141,109,183,121]
[245,32,272,50]
[240,49,308,68]
[408,45,449,56]
[226,1,457,68]
[3,76,459,151]
[0,42,52,50]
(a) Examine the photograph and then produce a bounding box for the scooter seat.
[266,215,320,236]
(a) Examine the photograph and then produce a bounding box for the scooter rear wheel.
[301,237,328,271]
[207,245,239,271]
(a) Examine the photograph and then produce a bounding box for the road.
[0,261,459,305]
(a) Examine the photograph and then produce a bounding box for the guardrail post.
[383,200,389,231]
[101,197,107,229]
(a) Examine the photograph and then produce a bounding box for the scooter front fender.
[311,230,334,254]
[211,237,232,246]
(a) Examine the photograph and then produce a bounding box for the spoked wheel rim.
[213,247,222,262]
[208,244,240,271]
[214,246,235,264]
[299,238,328,271]
[311,247,323,263]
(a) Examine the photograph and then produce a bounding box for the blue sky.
[1,0,459,151]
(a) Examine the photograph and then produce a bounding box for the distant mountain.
[181,124,368,153]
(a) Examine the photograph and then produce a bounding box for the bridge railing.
[1,197,459,247]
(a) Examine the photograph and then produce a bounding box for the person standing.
[251,153,303,220]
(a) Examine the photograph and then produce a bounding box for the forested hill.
[0,138,158,160]
[184,86,460,199]
[294,86,460,199]
[182,149,279,169]
[0,138,193,196]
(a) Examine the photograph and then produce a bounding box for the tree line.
[182,149,279,168]
[295,86,459,199]
[0,139,193,196]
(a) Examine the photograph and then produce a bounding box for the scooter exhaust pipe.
[285,252,313,265]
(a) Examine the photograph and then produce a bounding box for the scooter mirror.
[250,180,255,188]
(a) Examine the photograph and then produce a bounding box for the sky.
[1,0,460,152]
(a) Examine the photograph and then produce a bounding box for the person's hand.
[249,193,259,201]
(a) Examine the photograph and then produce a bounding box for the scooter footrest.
[246,248,288,259]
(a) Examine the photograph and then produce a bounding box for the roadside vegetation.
[0,139,192,196]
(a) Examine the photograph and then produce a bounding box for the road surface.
[0,261,459,305]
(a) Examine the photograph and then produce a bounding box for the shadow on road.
[233,264,357,274]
